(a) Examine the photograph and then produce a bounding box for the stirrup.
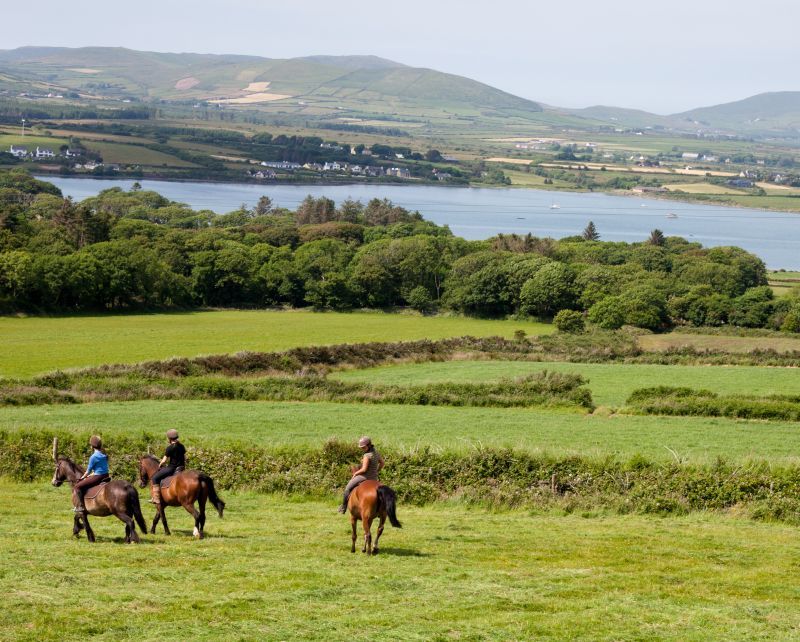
[73,506,86,513]
[338,505,347,514]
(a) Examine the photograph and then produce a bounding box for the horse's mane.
[142,454,159,463]
[58,457,84,475]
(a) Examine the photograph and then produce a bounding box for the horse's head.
[51,438,80,486]
[51,458,69,487]
[138,455,157,487]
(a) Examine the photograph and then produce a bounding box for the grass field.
[0,310,552,377]
[3,399,800,463]
[3,481,800,641]
[332,360,800,407]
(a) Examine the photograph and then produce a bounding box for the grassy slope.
[638,333,800,353]
[0,310,552,377]
[3,482,799,641]
[332,360,800,407]
[3,400,799,464]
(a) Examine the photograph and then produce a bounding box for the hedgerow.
[6,433,800,524]
[626,386,800,421]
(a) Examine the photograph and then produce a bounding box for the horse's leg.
[350,514,357,553]
[198,487,207,536]
[183,501,202,539]
[150,507,161,534]
[362,516,372,555]
[72,514,83,538]
[115,511,139,544]
[159,503,170,536]
[373,514,386,554]
[83,514,96,543]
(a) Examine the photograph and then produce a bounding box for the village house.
[260,161,301,170]
[34,147,56,159]
[251,169,276,179]
[323,161,342,171]
[681,152,700,161]
[303,162,324,171]
[9,145,28,158]
[386,167,411,179]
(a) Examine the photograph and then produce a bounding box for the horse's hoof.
[373,548,379,555]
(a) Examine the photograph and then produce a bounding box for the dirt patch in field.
[175,77,200,90]
[487,157,533,165]
[211,92,292,104]
[638,333,800,354]
[244,82,271,92]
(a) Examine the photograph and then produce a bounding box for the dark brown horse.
[348,480,402,555]
[51,439,147,543]
[137,455,225,539]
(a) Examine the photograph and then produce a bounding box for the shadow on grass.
[374,546,430,557]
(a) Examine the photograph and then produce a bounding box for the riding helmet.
[166,429,179,440]
[358,436,372,448]
[89,435,102,449]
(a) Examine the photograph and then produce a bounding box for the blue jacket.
[87,449,109,476]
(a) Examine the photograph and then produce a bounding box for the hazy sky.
[5,0,798,113]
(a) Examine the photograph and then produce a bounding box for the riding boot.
[338,492,349,514]
[150,483,162,505]
[73,489,86,514]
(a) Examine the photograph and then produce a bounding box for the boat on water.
[666,212,678,219]
[550,203,560,210]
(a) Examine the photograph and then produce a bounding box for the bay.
[38,176,800,269]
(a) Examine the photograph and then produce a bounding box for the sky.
[4,0,798,113]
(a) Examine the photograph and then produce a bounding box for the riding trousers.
[152,465,183,485]
[344,475,367,496]
[74,474,110,500]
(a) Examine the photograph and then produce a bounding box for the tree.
[554,309,585,333]
[582,221,600,241]
[519,262,577,318]
[648,229,666,246]
[588,296,625,329]
[254,195,273,216]
[407,285,434,313]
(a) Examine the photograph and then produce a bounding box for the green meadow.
[0,310,552,377]
[3,482,800,641]
[3,399,800,464]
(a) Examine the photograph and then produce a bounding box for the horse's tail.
[200,473,225,518]
[128,485,148,534]
[377,485,402,528]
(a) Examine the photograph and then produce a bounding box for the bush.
[554,309,585,333]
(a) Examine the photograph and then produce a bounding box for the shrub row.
[627,386,800,421]
[6,432,800,523]
[1,371,593,410]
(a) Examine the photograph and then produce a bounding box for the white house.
[35,147,55,159]
[9,145,28,158]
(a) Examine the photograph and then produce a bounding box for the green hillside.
[0,46,543,118]
[676,91,800,134]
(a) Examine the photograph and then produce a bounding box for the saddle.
[84,479,111,500]
[159,467,185,489]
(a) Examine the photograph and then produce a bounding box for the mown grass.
[2,481,799,641]
[0,310,552,377]
[3,399,800,464]
[332,360,800,407]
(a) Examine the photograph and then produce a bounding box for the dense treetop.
[0,169,796,332]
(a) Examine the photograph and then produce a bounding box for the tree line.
[1,169,797,333]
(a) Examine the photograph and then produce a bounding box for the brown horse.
[348,480,402,555]
[137,455,225,539]
[51,439,147,543]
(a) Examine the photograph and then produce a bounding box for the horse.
[347,480,402,555]
[51,438,147,543]
[137,455,225,539]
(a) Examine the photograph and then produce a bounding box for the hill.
[675,91,800,135]
[0,46,543,119]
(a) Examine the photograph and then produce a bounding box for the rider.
[150,429,186,506]
[73,435,110,514]
[338,436,384,514]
